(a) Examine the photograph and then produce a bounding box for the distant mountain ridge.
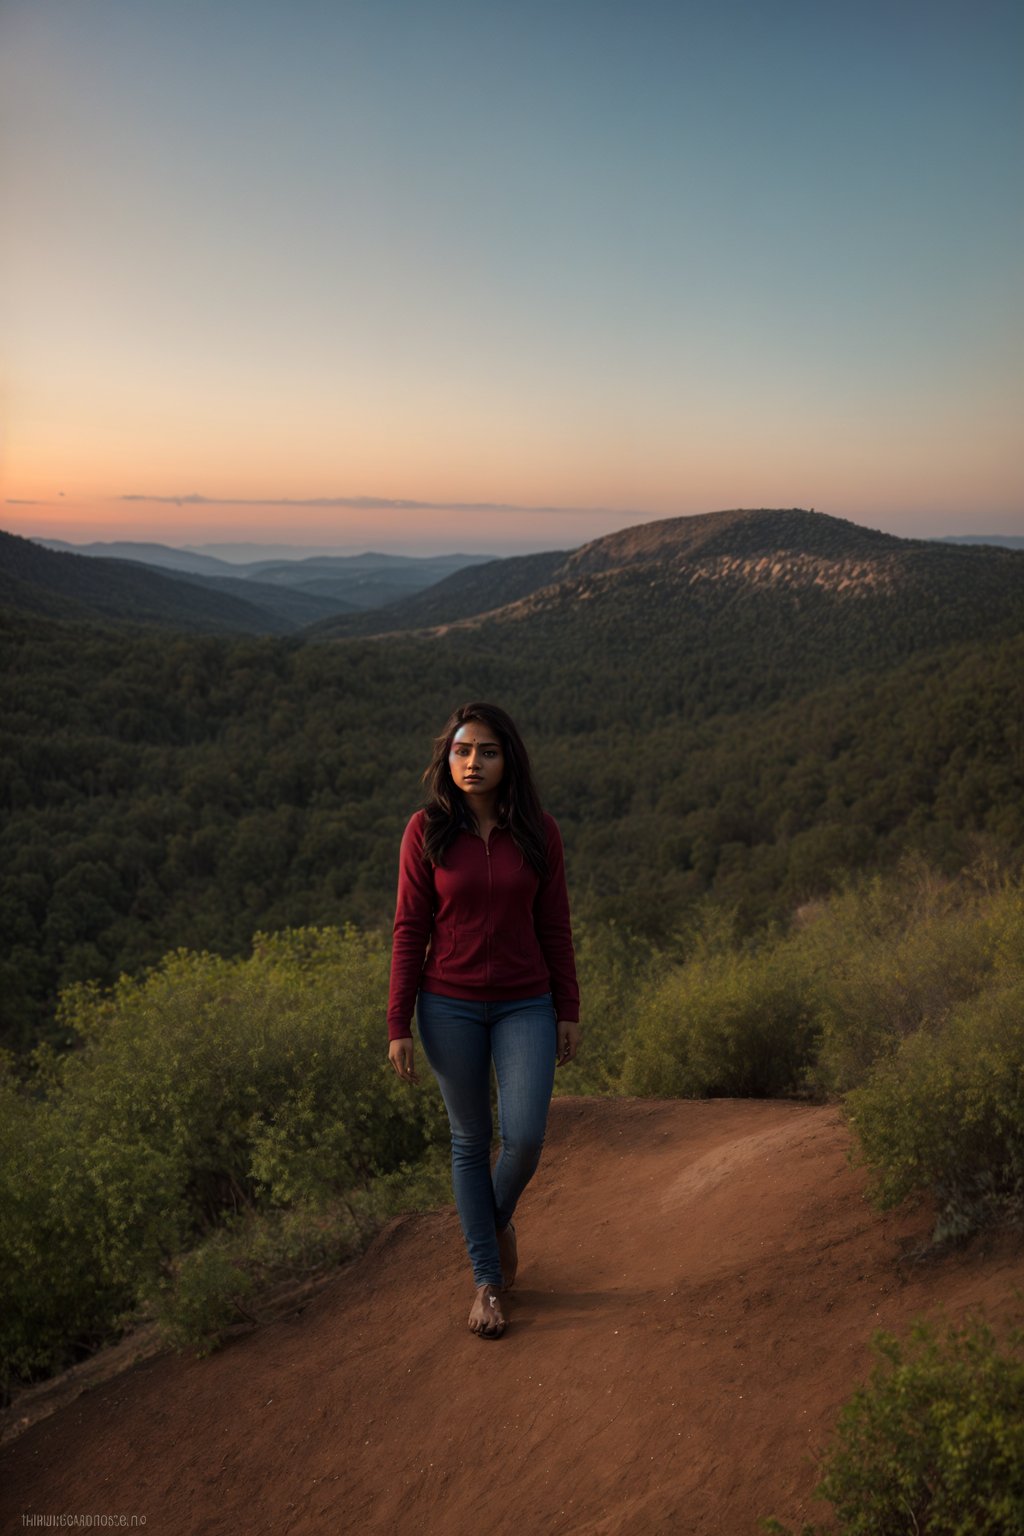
[33,537,491,583]
[35,540,238,576]
[10,535,492,632]
[310,548,572,636]
[11,510,1024,643]
[0,530,291,634]
[310,507,1024,639]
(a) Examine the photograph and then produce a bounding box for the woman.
[387,702,581,1340]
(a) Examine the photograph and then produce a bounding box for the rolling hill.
[34,539,239,575]
[31,538,493,619]
[303,548,570,635]
[141,568,357,627]
[309,507,1024,647]
[0,531,293,634]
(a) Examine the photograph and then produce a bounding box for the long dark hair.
[420,702,549,877]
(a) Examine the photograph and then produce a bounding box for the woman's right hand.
[388,1036,419,1083]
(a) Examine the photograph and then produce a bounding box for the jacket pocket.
[429,920,485,978]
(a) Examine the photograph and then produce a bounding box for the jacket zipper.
[484,835,492,987]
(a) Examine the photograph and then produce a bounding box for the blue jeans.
[416,990,558,1287]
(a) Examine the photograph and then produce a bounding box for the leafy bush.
[0,927,448,1387]
[152,1231,258,1355]
[845,976,1024,1241]
[799,862,1023,1096]
[618,928,818,1098]
[150,1149,451,1354]
[0,1051,153,1387]
[765,1316,1024,1535]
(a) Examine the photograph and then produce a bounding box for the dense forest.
[2,599,1022,1049]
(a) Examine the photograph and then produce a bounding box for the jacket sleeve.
[387,812,435,1041]
[533,815,580,1022]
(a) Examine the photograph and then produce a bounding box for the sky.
[2,0,1021,556]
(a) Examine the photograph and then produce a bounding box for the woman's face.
[449,720,505,800]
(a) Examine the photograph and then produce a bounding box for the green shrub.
[148,1148,452,1353]
[0,1053,155,1388]
[765,1315,1024,1535]
[0,927,449,1386]
[152,1231,259,1355]
[797,863,1023,1096]
[618,931,818,1098]
[845,976,1024,1241]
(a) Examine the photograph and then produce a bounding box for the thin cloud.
[120,492,626,516]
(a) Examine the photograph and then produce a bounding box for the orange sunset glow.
[2,0,1021,554]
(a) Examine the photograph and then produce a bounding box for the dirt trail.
[3,1097,1023,1535]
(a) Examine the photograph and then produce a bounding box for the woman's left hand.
[556,1018,581,1068]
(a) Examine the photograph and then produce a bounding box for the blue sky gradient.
[2,0,1021,550]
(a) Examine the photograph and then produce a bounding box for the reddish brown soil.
[3,1097,1023,1535]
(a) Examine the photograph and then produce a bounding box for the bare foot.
[497,1221,518,1290]
[468,1284,506,1339]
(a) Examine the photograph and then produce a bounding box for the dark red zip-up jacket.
[387,809,580,1041]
